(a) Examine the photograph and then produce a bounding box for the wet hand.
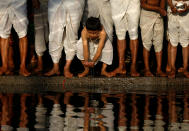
[84,61,95,67]
[171,6,178,14]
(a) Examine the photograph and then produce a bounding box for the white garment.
[76,37,113,65]
[82,0,113,42]
[167,0,189,47]
[0,0,28,38]
[48,0,85,63]
[34,0,49,56]
[140,9,164,52]
[110,0,140,40]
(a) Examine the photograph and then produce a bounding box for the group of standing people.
[0,0,188,78]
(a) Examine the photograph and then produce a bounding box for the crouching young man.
[140,0,167,77]
[76,17,113,77]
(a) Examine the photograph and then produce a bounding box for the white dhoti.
[76,37,113,65]
[82,0,113,42]
[167,1,189,48]
[48,0,85,63]
[140,9,164,52]
[34,0,49,56]
[0,0,28,39]
[110,0,140,40]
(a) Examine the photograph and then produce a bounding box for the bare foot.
[168,70,176,78]
[144,70,154,77]
[156,70,167,77]
[44,68,60,76]
[0,67,8,76]
[5,70,14,75]
[110,67,126,76]
[183,71,189,78]
[178,67,184,73]
[19,68,31,77]
[101,70,114,77]
[34,66,43,74]
[130,65,140,77]
[78,69,89,78]
[166,65,171,73]
[64,70,73,78]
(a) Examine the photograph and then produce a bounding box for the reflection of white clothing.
[48,0,84,63]
[143,120,154,131]
[34,0,49,56]
[101,103,114,131]
[1,125,13,131]
[110,0,140,40]
[82,0,113,42]
[64,104,84,131]
[76,37,113,65]
[0,0,28,38]
[181,122,189,131]
[140,9,164,52]
[34,104,47,130]
[168,122,180,131]
[167,0,189,47]
[49,104,64,131]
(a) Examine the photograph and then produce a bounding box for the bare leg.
[143,48,154,77]
[19,36,31,76]
[130,39,140,77]
[6,44,15,75]
[168,44,177,78]
[178,46,189,73]
[64,60,73,78]
[0,38,9,75]
[156,51,166,77]
[78,61,89,78]
[110,39,126,76]
[166,42,171,73]
[34,55,43,73]
[44,63,60,76]
[101,63,114,77]
[182,47,189,78]
[29,44,37,68]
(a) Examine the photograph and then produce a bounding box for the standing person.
[45,0,85,78]
[0,0,30,76]
[32,0,49,74]
[76,17,113,77]
[167,0,189,78]
[140,0,167,77]
[110,0,140,77]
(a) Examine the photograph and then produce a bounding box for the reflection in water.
[0,91,189,130]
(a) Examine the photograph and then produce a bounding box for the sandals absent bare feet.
[78,68,89,78]
[101,70,114,77]
[110,67,126,76]
[144,70,154,77]
[44,68,60,76]
[19,68,31,77]
[156,70,167,77]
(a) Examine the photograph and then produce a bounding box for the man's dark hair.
[86,17,102,31]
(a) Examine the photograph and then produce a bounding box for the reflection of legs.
[111,39,126,76]
[101,63,113,77]
[78,61,89,78]
[168,44,177,78]
[0,38,9,75]
[156,51,166,77]
[130,39,140,76]
[143,48,154,77]
[182,47,189,78]
[19,36,31,76]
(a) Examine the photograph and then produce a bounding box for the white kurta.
[0,0,28,38]
[48,0,85,63]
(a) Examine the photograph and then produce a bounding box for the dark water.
[0,91,189,131]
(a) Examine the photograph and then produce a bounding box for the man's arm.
[141,0,166,16]
[82,29,89,62]
[92,29,106,63]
